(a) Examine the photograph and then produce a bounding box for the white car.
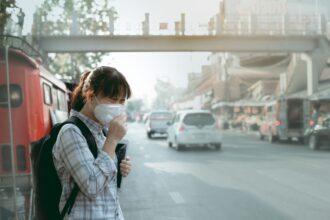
[167,110,222,151]
[145,111,173,138]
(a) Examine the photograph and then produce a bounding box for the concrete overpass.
[37,34,330,96]
[39,35,324,53]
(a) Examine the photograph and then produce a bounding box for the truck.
[259,97,309,143]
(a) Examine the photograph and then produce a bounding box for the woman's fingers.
[120,159,131,177]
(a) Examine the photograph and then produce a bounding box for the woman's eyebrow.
[108,97,126,102]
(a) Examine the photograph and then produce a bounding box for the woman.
[53,66,132,219]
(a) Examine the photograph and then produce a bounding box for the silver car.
[145,111,173,139]
[167,110,222,151]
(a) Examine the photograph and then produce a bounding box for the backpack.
[31,116,98,220]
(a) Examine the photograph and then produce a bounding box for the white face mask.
[93,99,125,127]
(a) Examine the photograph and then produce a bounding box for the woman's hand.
[120,156,131,177]
[103,114,127,158]
[107,114,127,143]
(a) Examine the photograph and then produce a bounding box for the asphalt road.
[119,123,330,220]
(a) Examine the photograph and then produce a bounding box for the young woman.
[53,66,132,219]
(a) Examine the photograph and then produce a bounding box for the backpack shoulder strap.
[67,116,98,158]
[58,115,99,219]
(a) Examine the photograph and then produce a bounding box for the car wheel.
[177,144,185,151]
[309,135,319,150]
[215,143,221,150]
[147,132,152,139]
[168,141,172,147]
[259,133,264,141]
[298,137,307,144]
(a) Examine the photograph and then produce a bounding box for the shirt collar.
[70,110,104,134]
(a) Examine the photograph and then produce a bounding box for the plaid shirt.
[53,110,124,220]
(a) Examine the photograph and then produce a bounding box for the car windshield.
[150,112,172,120]
[183,113,215,126]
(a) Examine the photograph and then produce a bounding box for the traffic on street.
[120,123,330,220]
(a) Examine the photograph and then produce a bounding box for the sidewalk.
[222,128,259,138]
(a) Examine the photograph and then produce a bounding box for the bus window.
[52,88,59,110]
[43,83,52,105]
[16,145,27,171]
[58,90,68,111]
[0,84,23,108]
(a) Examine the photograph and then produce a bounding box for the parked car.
[167,110,222,151]
[145,111,173,138]
[305,115,330,150]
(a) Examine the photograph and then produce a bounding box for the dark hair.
[71,66,131,111]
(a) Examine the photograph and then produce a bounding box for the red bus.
[0,40,69,218]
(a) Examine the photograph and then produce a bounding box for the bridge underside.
[38,35,322,53]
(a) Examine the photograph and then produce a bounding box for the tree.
[126,99,144,113]
[0,0,18,35]
[34,0,118,81]
[153,78,184,109]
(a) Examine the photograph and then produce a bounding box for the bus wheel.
[309,135,319,150]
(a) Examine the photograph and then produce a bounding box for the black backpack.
[31,116,98,220]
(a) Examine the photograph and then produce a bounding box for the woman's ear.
[85,90,95,104]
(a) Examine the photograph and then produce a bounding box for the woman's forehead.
[98,91,126,100]
[111,90,126,99]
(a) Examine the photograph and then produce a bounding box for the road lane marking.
[169,192,185,204]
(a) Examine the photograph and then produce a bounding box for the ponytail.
[71,70,91,111]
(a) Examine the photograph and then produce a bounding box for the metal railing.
[3,18,23,37]
[0,35,45,61]
[35,14,328,37]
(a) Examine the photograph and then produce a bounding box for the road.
[119,123,330,220]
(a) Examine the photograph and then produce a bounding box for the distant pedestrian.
[17,9,25,36]
[311,102,321,126]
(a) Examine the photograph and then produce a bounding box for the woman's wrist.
[103,137,117,158]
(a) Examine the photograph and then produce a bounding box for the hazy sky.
[15,0,221,100]
[15,0,330,101]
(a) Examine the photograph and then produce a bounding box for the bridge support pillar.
[180,13,185,35]
[142,13,150,35]
[301,38,330,96]
[281,13,288,35]
[317,14,326,35]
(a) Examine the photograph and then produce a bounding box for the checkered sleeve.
[57,124,117,199]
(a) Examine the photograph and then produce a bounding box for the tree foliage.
[153,78,183,109]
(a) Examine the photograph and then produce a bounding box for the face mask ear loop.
[94,95,101,105]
